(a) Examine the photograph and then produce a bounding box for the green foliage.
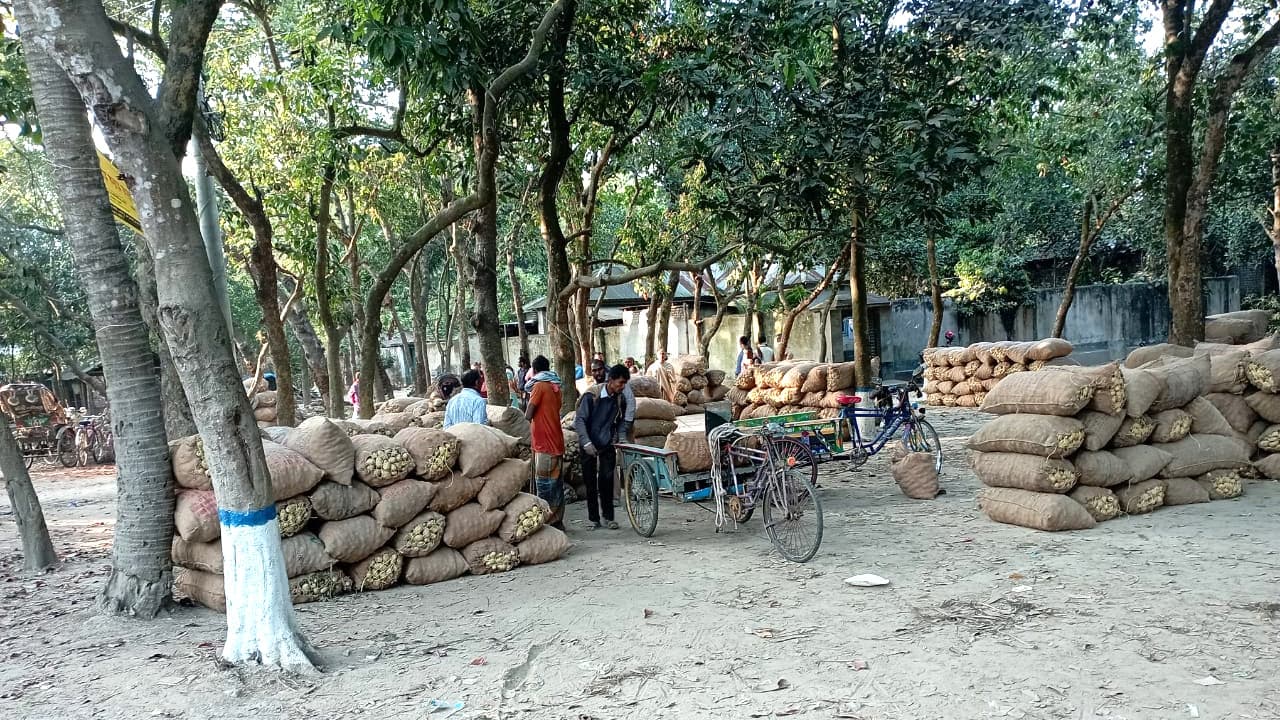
[944,249,1032,318]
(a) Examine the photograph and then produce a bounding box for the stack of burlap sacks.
[168,416,569,611]
[644,355,729,416]
[726,360,862,421]
[250,390,280,425]
[922,338,1074,407]
[969,351,1258,532]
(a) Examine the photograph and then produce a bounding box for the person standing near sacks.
[591,358,635,441]
[523,356,566,529]
[573,364,632,530]
[443,370,489,429]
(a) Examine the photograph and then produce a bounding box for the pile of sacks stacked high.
[168,417,569,611]
[642,354,730,416]
[922,338,1075,407]
[726,360,862,421]
[967,344,1272,531]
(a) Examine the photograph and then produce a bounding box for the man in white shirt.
[757,335,776,364]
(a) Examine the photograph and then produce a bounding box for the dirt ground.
[2,407,1279,720]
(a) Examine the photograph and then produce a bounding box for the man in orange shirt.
[523,355,566,529]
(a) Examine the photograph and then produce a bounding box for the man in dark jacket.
[573,364,630,530]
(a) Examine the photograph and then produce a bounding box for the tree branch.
[156,0,223,155]
[0,286,105,394]
[560,245,740,299]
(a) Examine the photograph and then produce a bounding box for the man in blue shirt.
[442,370,489,429]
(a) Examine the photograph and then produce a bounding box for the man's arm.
[573,392,593,454]
[524,392,538,422]
[472,397,489,425]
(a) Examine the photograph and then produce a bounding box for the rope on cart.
[707,422,739,530]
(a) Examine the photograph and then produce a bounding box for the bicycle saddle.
[836,394,862,406]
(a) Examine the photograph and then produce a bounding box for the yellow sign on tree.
[96,153,143,236]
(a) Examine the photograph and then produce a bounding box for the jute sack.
[1204,349,1249,394]
[487,405,531,443]
[392,510,446,557]
[379,396,422,413]
[1119,367,1163,418]
[971,452,1076,493]
[734,369,757,391]
[1245,349,1280,392]
[277,495,312,537]
[1184,397,1235,437]
[665,430,712,473]
[403,547,469,585]
[1026,338,1073,362]
[1115,479,1166,514]
[1163,477,1210,506]
[169,435,211,490]
[1204,393,1257,433]
[175,490,220,543]
[1004,342,1035,365]
[395,427,460,481]
[671,354,707,378]
[780,363,819,389]
[1145,355,1209,412]
[977,487,1096,531]
[801,365,829,394]
[631,375,663,398]
[969,343,993,364]
[263,441,326,500]
[1155,434,1250,478]
[979,371,1094,416]
[707,385,729,402]
[1257,424,1280,452]
[290,570,354,604]
[421,411,445,429]
[1073,450,1133,487]
[955,395,979,408]
[706,369,726,387]
[892,452,939,499]
[310,480,379,521]
[318,516,395,563]
[687,390,706,405]
[1245,391,1280,423]
[372,479,436,529]
[1047,363,1126,416]
[1254,453,1280,479]
[351,434,414,487]
[281,531,335,578]
[175,568,226,612]
[1248,419,1269,445]
[476,458,531,510]
[633,419,677,437]
[1208,309,1270,340]
[1111,445,1173,482]
[447,423,519,477]
[726,388,751,406]
[1149,409,1193,444]
[1244,334,1280,353]
[759,362,789,388]
[1197,469,1244,499]
[518,526,570,565]
[1125,343,1193,369]
[1205,316,1259,343]
[171,536,222,574]
[1069,486,1120,522]
[1109,415,1155,448]
[443,503,505,549]
[634,397,680,421]
[462,537,519,575]
[428,474,485,513]
[827,362,857,392]
[966,415,1084,458]
[283,416,355,485]
[1079,411,1124,452]
[974,363,995,380]
[253,407,277,423]
[634,435,668,448]
[498,493,550,544]
[262,426,291,444]
[252,390,278,408]
[348,547,403,591]
[947,366,968,383]
[370,412,414,434]
[404,399,434,418]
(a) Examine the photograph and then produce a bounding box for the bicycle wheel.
[92,431,113,463]
[623,460,659,538]
[771,437,818,488]
[761,463,823,563]
[75,427,91,466]
[905,419,943,475]
[57,428,78,468]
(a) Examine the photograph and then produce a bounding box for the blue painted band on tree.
[218,505,278,527]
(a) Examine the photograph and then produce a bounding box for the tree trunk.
[848,202,872,386]
[817,270,843,362]
[741,258,762,345]
[777,244,847,359]
[133,240,197,440]
[644,292,660,364]
[1272,141,1280,287]
[1054,196,1096,340]
[438,257,455,373]
[926,228,943,348]
[655,272,679,357]
[691,272,704,350]
[450,223,471,372]
[19,0,315,669]
[24,42,175,612]
[409,254,431,395]
[0,414,57,571]
[505,231,531,362]
[698,289,736,360]
[279,277,328,400]
[314,166,347,418]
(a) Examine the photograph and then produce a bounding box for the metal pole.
[189,133,234,341]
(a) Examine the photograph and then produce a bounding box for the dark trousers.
[581,445,616,523]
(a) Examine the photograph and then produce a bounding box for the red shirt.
[528,381,565,455]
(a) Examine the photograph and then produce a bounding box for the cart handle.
[614,442,677,460]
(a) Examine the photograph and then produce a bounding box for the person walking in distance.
[758,335,775,364]
[573,364,631,530]
[523,356,565,529]
[443,369,489,429]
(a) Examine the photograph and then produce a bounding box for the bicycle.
[74,411,113,466]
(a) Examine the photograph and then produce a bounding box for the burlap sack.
[1109,415,1155,448]
[1204,393,1257,433]
[631,375,663,398]
[392,510,446,557]
[686,390,706,405]
[379,397,422,413]
[261,441,326,500]
[979,371,1094,416]
[966,415,1084,458]
[251,390,278,408]
[1245,350,1280,392]
[372,479,436,529]
[476,458,531,510]
[1205,317,1260,343]
[800,365,829,394]
[175,568,226,612]
[290,569,354,604]
[633,419,677,437]
[733,370,756,391]
[974,363,995,381]
[1073,450,1133,487]
[634,397,680,421]
[1045,363,1126,416]
[1111,445,1173,482]
[726,388,751,407]
[318,516,395,563]
[171,536,222,574]
[487,405,531,443]
[1163,477,1210,505]
[447,423,519,477]
[1156,434,1250,478]
[169,435,211,490]
[1145,355,1209,412]
[971,452,1076,493]
[350,434,414,488]
[370,412,414,434]
[1068,486,1120,521]
[991,361,1012,378]
[665,430,712,472]
[1004,342,1035,365]
[174,490,220,543]
[977,487,1097,531]
[672,354,707,378]
[1197,469,1244,498]
[517,526,570,565]
[1202,349,1249,394]
[1115,479,1166,514]
[343,418,396,437]
[1027,338,1073,362]
[420,411,446,429]
[253,407,277,423]
[404,398,434,418]
[347,547,404,591]
[1119,367,1163,418]
[634,435,668,448]
[707,385,729,402]
[892,452,939,499]
[1248,419,1269,446]
[706,370,726,387]
[438,503,502,550]
[462,537,520,575]
[395,427,460,481]
[1184,397,1235,437]
[1254,453,1280,479]
[1258,424,1280,452]
[282,417,355,485]
[778,363,817,389]
[1244,334,1280,353]
[947,366,967,383]
[956,394,979,408]
[826,362,857,392]
[1078,411,1124,452]
[403,547,470,585]
[1125,343,1193,369]
[280,531,334,578]
[935,381,956,395]
[310,480,379,521]
[497,493,550,544]
[428,474,485,513]
[277,495,312,537]
[1246,391,1280,423]
[262,426,291,444]
[1149,409,1193,443]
